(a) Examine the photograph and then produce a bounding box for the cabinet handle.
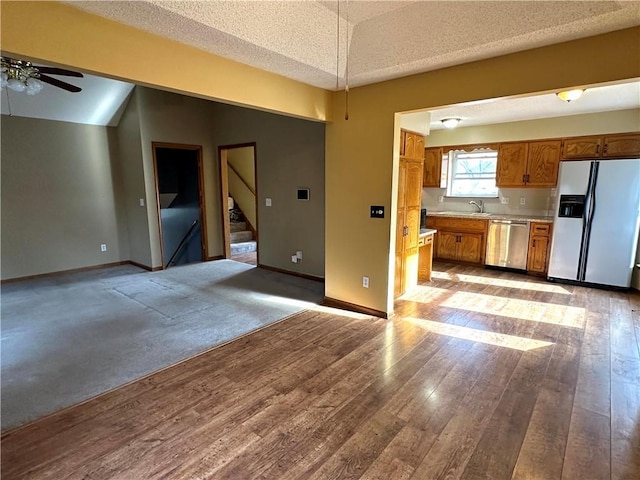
[596,144,600,154]
[533,239,536,247]
[603,144,608,154]
[522,174,526,184]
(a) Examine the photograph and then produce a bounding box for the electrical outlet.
[266,198,272,207]
[501,197,510,204]
[296,251,303,260]
[291,255,298,263]
[100,244,107,252]
[520,197,526,205]
[139,198,145,207]
[362,276,369,288]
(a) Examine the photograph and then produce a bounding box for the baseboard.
[206,255,225,262]
[323,296,389,319]
[0,261,132,284]
[128,261,162,272]
[258,264,324,283]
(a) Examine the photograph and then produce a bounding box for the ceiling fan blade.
[39,74,82,93]
[36,66,84,78]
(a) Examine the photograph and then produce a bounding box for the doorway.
[153,143,207,268]
[219,144,258,266]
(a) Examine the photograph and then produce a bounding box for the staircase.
[230,219,256,255]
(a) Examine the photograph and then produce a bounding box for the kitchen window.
[446,148,499,197]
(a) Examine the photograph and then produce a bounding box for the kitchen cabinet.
[423,147,443,187]
[496,140,560,187]
[561,133,640,159]
[401,129,425,160]
[429,217,488,265]
[395,155,424,297]
[527,222,552,274]
[418,231,435,281]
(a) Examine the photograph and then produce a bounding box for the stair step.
[230,230,253,243]
[230,221,247,233]
[231,241,257,255]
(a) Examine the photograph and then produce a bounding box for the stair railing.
[166,219,199,267]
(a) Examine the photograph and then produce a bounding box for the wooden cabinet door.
[395,160,407,297]
[527,235,550,273]
[497,142,527,187]
[423,147,443,187]
[527,140,561,186]
[415,136,425,157]
[603,133,640,158]
[457,233,483,264]
[404,131,416,158]
[405,159,423,206]
[561,136,602,159]
[436,232,459,261]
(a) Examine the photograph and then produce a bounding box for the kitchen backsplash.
[422,187,557,217]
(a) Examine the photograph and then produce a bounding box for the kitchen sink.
[436,211,492,217]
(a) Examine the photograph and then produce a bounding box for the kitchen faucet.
[469,200,484,213]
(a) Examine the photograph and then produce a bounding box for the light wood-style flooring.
[2,263,639,479]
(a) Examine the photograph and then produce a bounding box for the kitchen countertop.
[419,228,437,236]
[426,211,553,223]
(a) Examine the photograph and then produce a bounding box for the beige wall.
[1,116,125,280]
[425,109,640,147]
[135,87,223,266]
[115,89,151,267]
[227,147,257,230]
[326,28,640,315]
[209,102,326,277]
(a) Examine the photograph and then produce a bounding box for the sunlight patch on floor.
[405,317,555,351]
[262,295,373,320]
[431,271,571,294]
[397,285,449,303]
[439,291,586,328]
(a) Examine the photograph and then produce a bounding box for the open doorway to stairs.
[219,143,258,266]
[152,143,208,268]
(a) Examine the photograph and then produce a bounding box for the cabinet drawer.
[418,234,433,247]
[434,217,487,232]
[530,223,551,235]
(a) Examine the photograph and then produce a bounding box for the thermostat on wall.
[297,188,310,201]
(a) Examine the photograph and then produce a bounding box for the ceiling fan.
[1,57,84,95]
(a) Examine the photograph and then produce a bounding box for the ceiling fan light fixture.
[7,77,26,92]
[556,89,585,102]
[441,117,461,129]
[25,77,44,95]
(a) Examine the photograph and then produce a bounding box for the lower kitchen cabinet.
[428,217,487,265]
[527,222,552,274]
[437,232,483,264]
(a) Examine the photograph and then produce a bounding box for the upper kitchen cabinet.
[603,133,640,158]
[561,133,640,159]
[423,147,443,188]
[401,129,425,160]
[496,140,560,187]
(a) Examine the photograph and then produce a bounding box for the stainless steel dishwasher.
[485,219,530,270]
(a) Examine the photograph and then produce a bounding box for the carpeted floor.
[1,260,324,431]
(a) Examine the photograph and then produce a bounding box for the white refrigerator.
[548,158,640,288]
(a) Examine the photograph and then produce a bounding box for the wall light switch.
[266,198,272,207]
[291,255,298,263]
[370,206,384,218]
[296,251,303,260]
[100,244,107,252]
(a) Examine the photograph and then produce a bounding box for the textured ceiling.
[69,0,640,90]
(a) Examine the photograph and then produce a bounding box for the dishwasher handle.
[489,219,529,226]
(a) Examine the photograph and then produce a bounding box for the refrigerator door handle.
[578,161,599,281]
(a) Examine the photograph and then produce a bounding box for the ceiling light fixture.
[1,58,44,95]
[556,89,585,103]
[441,118,461,129]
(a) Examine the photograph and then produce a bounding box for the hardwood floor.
[2,262,639,479]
